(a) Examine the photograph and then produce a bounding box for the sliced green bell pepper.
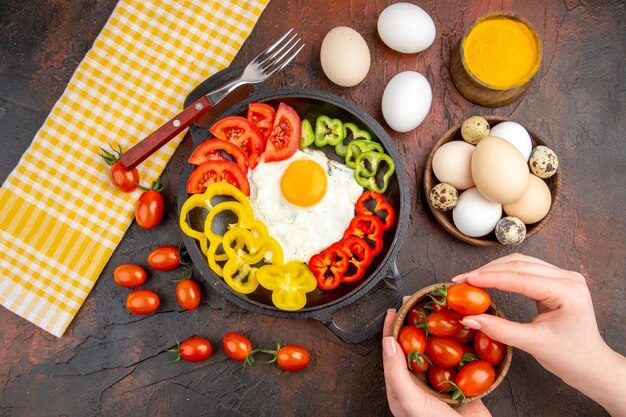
[354,150,395,193]
[314,115,344,146]
[344,139,384,169]
[335,123,372,157]
[300,119,315,149]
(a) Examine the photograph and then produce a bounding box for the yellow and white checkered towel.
[0,0,269,337]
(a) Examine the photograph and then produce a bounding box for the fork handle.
[120,95,212,170]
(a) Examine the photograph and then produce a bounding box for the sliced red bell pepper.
[337,236,373,283]
[343,214,384,256]
[308,242,350,291]
[356,190,395,231]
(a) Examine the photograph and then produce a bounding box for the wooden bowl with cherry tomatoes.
[392,282,513,405]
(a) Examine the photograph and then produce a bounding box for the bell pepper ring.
[314,115,344,147]
[356,190,396,231]
[335,122,372,157]
[343,214,385,256]
[344,139,384,169]
[179,183,253,255]
[338,236,373,283]
[257,261,317,311]
[308,242,350,291]
[354,150,395,193]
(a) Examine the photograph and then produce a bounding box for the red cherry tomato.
[451,326,477,344]
[474,331,505,366]
[174,337,212,362]
[397,325,427,356]
[406,306,427,327]
[264,103,301,163]
[426,310,463,337]
[113,263,146,288]
[408,351,430,372]
[135,188,164,229]
[461,344,476,356]
[126,289,160,314]
[428,366,458,392]
[425,336,464,367]
[277,345,310,371]
[99,145,139,192]
[455,360,495,396]
[148,246,184,271]
[446,283,491,316]
[175,278,201,311]
[222,332,253,361]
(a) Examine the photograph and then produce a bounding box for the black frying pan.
[177,68,410,343]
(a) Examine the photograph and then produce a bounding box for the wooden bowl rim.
[392,283,513,405]
[423,116,562,247]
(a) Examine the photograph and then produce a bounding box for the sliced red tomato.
[209,116,264,168]
[186,160,250,195]
[264,102,300,163]
[247,102,276,141]
[188,138,249,174]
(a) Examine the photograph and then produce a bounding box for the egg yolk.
[280,159,327,207]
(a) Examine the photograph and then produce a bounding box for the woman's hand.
[382,309,492,417]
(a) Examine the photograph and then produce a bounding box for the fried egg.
[249,149,362,262]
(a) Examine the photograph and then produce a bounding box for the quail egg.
[529,145,559,178]
[429,183,458,211]
[495,216,526,245]
[461,116,490,145]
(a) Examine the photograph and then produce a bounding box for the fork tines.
[255,29,304,77]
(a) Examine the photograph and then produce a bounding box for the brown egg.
[471,136,530,204]
[503,175,552,224]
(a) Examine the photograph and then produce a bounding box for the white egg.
[489,121,532,160]
[452,188,502,237]
[377,3,436,53]
[381,71,432,132]
[249,149,362,263]
[320,27,371,87]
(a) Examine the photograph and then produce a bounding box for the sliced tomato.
[188,138,249,174]
[186,160,250,195]
[209,116,264,169]
[264,103,301,163]
[247,102,276,141]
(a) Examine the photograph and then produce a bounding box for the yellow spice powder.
[463,18,539,89]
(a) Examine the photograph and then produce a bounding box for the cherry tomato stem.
[99,144,140,193]
[245,341,310,371]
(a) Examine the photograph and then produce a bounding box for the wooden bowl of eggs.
[423,116,561,246]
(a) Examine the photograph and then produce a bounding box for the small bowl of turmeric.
[450,11,542,107]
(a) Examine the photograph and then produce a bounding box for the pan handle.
[322,262,406,344]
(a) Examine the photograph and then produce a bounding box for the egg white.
[248,149,362,263]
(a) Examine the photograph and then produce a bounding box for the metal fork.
[120,29,304,170]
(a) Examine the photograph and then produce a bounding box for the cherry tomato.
[113,263,146,288]
[126,289,160,314]
[99,145,139,192]
[451,326,477,345]
[397,325,427,356]
[446,283,491,316]
[209,116,264,169]
[426,310,463,337]
[277,344,310,371]
[474,331,505,366]
[428,366,458,392]
[148,246,184,271]
[406,306,427,327]
[186,160,250,195]
[247,101,276,141]
[455,360,495,396]
[408,351,430,372]
[425,336,464,367]
[135,179,164,229]
[461,344,476,356]
[175,278,201,311]
[169,337,212,362]
[264,103,301,163]
[222,332,253,361]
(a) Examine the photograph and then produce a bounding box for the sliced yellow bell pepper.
[257,261,317,311]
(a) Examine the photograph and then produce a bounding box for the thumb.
[461,314,535,351]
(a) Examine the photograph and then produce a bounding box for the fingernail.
[387,308,396,315]
[460,318,482,330]
[452,271,479,283]
[383,336,397,358]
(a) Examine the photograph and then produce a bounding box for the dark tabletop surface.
[0,1,624,416]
